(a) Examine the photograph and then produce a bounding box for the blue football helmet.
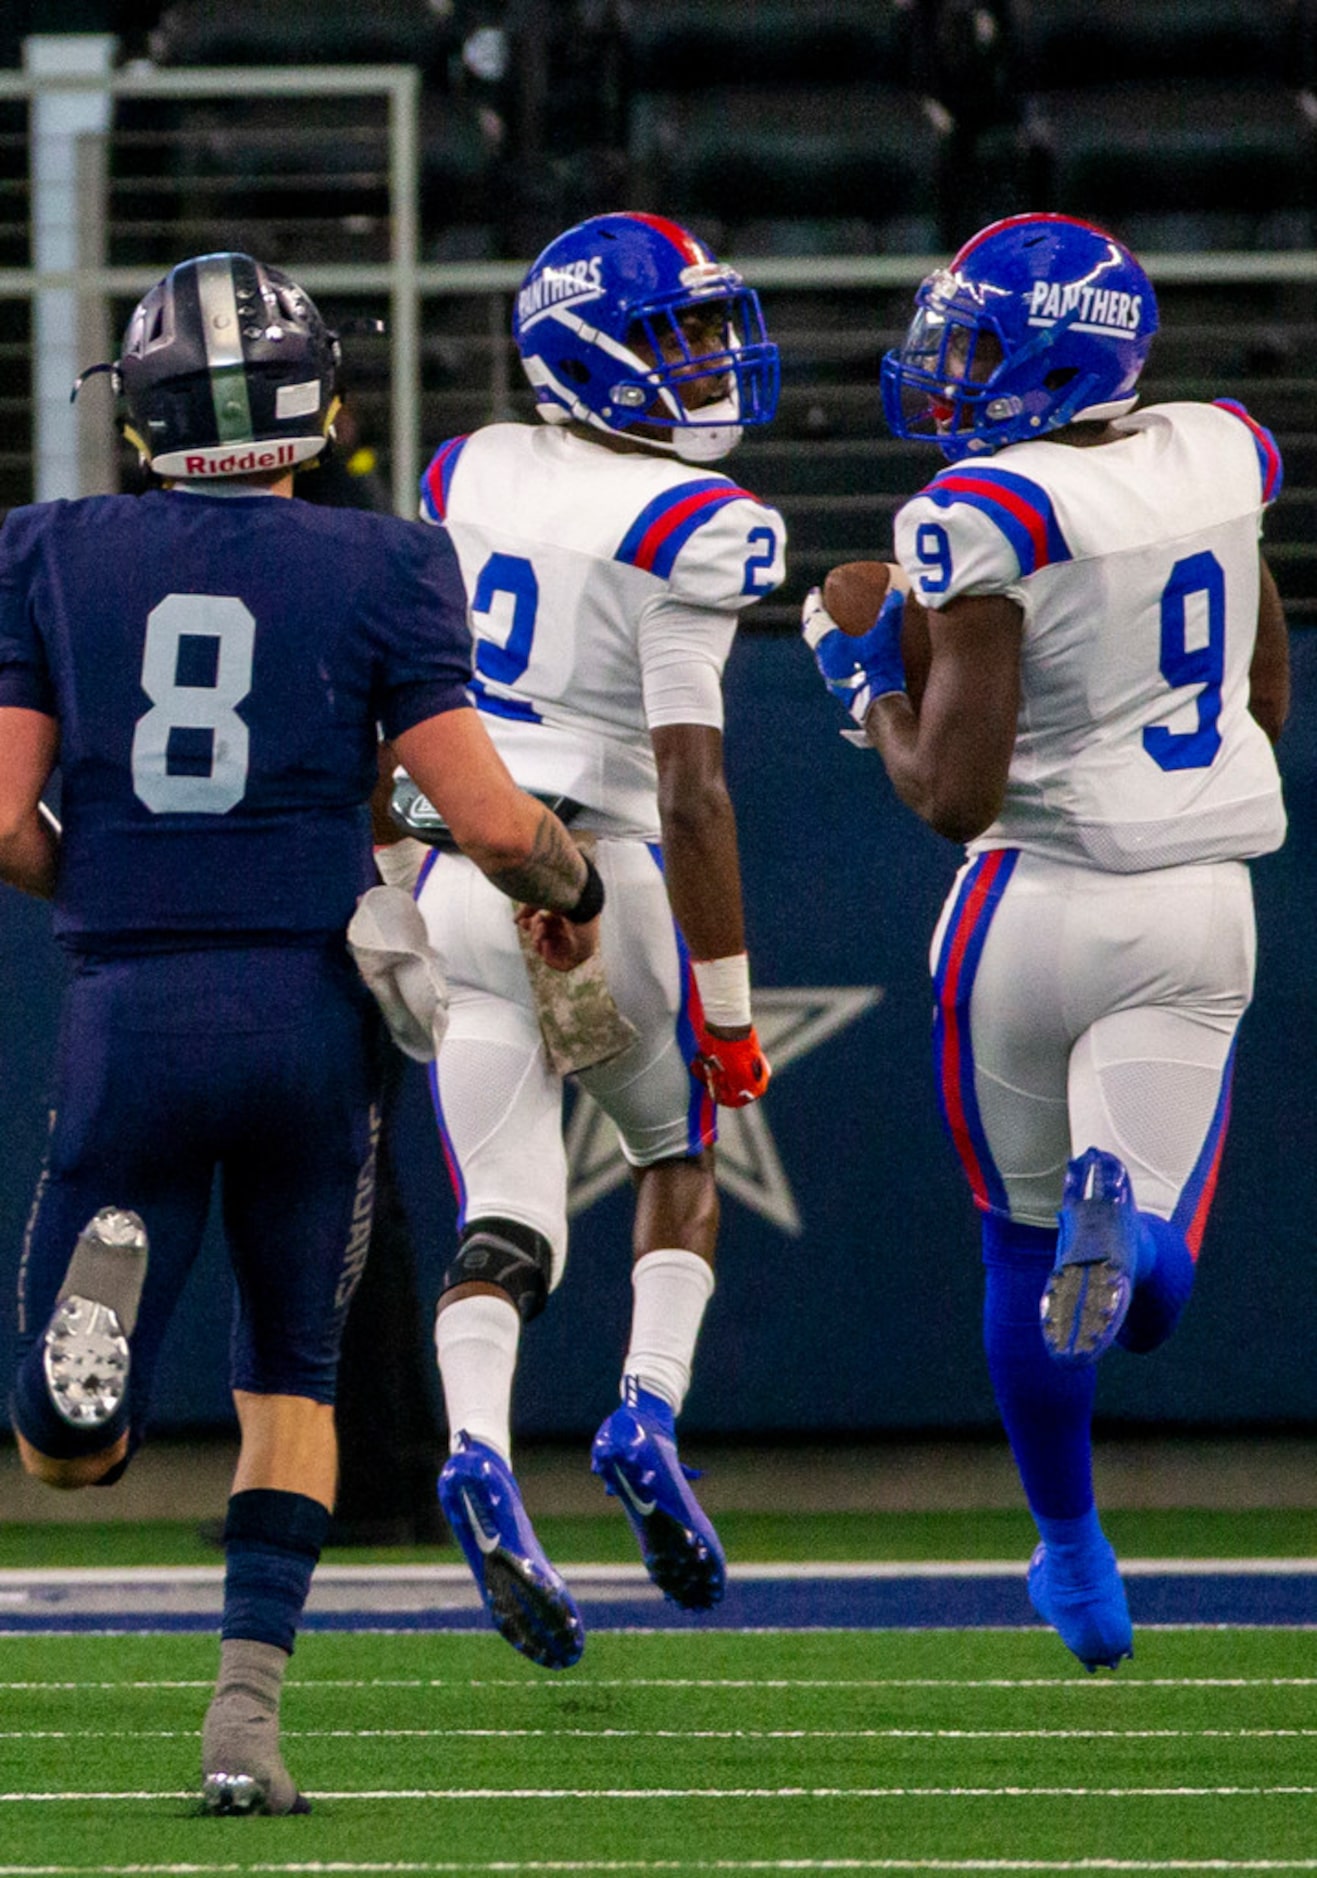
[881,214,1158,462]
[513,211,780,463]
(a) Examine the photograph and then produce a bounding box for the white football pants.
[415,836,713,1287]
[929,848,1256,1240]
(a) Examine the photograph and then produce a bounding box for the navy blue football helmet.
[881,214,1158,461]
[111,253,341,478]
[513,211,780,462]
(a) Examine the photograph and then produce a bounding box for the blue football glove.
[801,585,906,725]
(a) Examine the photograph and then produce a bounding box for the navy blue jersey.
[0,488,472,944]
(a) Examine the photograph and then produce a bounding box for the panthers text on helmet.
[1028,280,1145,335]
[517,258,604,329]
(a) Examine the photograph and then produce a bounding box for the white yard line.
[5,1784,1317,1801]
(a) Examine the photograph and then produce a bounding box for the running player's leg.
[11,953,213,1487]
[581,841,726,1608]
[419,851,582,1668]
[932,852,1130,1668]
[201,944,377,1815]
[1052,856,1247,1367]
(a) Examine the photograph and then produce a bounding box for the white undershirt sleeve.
[637,594,737,731]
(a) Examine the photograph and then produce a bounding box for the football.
[821,559,906,635]
[821,559,931,709]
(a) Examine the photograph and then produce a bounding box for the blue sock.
[1118,1214,1196,1354]
[982,1215,1097,1523]
[1033,1504,1107,1562]
[221,1488,330,1655]
[9,1347,130,1461]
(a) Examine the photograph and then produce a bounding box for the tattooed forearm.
[485,805,588,912]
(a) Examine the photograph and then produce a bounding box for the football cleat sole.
[201,1772,311,1816]
[1041,1149,1140,1365]
[475,1549,586,1670]
[42,1296,130,1428]
[439,1438,584,1671]
[42,1207,149,1427]
[592,1400,726,1612]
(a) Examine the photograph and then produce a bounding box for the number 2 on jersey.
[472,552,539,685]
[1144,550,1224,772]
[131,593,254,814]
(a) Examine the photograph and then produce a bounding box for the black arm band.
[565,853,605,924]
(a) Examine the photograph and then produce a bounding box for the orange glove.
[691,1023,771,1108]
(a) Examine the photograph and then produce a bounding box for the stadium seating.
[147,0,453,72]
[627,83,948,256]
[973,0,1317,252]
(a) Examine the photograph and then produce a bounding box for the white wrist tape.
[692,953,752,1030]
[374,837,428,895]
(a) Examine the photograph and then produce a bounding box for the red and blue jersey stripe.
[1170,1038,1236,1259]
[932,849,1018,1215]
[926,466,1073,577]
[428,1055,470,1227]
[1214,400,1283,504]
[615,478,754,580]
[419,435,470,522]
[649,842,718,1153]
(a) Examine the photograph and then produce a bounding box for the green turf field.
[3,1504,1315,1569]
[2,1508,1316,1873]
[2,1627,1316,1872]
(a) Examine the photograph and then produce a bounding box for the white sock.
[434,1294,520,1462]
[622,1248,715,1415]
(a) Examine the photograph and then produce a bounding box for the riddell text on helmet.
[183,444,299,475]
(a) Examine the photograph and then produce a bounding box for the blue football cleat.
[1027,1537,1133,1672]
[438,1434,584,1670]
[1040,1148,1141,1365]
[591,1380,726,1611]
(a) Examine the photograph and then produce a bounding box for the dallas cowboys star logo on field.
[565,985,883,1235]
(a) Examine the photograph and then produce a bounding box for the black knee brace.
[439,1217,553,1324]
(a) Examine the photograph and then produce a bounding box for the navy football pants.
[15,942,381,1442]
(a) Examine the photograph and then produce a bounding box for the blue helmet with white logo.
[881,213,1158,462]
[512,211,780,463]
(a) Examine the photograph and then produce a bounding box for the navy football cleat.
[438,1434,584,1670]
[1027,1537,1133,1672]
[591,1380,726,1611]
[1040,1148,1141,1366]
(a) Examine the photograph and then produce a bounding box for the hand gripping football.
[821,560,930,709]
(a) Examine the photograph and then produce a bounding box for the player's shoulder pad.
[1,493,123,559]
[895,460,1073,605]
[613,473,786,609]
[1211,398,1284,504]
[418,433,473,523]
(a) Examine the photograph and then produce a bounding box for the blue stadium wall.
[2,631,1314,1437]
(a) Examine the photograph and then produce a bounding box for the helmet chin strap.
[670,422,741,463]
[649,388,745,462]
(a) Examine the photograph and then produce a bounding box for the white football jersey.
[419,423,786,837]
[894,401,1286,871]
